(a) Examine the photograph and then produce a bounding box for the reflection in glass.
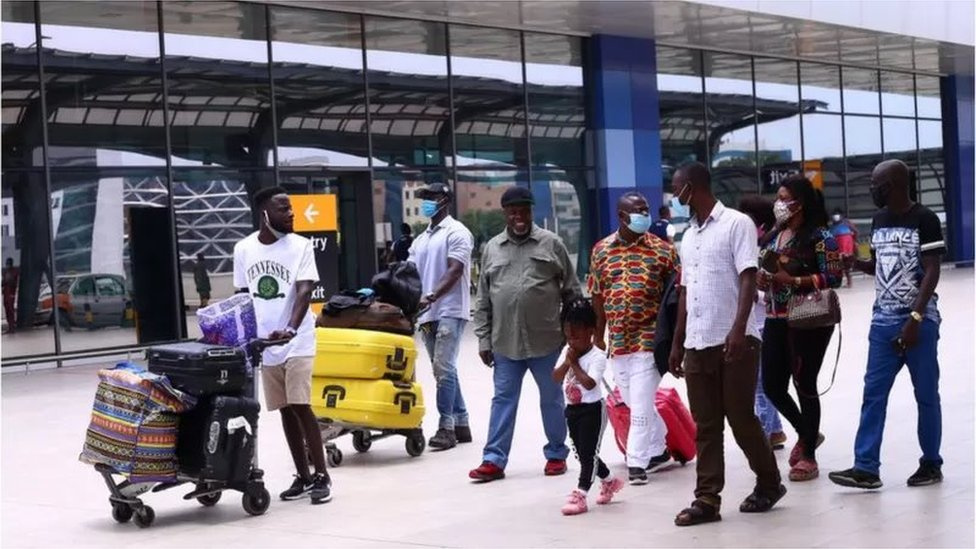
[49,170,171,351]
[40,1,165,167]
[364,17,451,168]
[450,25,527,167]
[916,75,942,119]
[656,47,706,187]
[802,114,845,217]
[704,53,757,202]
[272,8,368,168]
[917,120,946,213]
[844,116,883,235]
[525,33,586,169]
[2,171,57,357]
[800,63,842,113]
[371,170,450,270]
[882,117,917,159]
[2,1,42,169]
[881,71,915,117]
[163,2,271,168]
[531,170,584,275]
[754,58,804,198]
[842,67,880,115]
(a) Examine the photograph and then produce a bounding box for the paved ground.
[2,269,973,548]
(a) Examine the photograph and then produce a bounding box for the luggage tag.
[226,416,253,437]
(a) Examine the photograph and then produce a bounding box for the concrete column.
[941,74,974,265]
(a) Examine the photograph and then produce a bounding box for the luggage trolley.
[94,339,281,528]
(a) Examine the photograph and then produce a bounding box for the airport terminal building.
[1,0,973,363]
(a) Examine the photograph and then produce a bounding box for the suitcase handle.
[322,385,347,408]
[385,347,408,371]
[206,348,239,358]
[393,391,416,414]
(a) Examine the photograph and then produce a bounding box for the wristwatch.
[425,292,437,303]
[284,326,298,336]
[909,311,923,323]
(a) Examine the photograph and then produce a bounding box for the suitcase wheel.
[133,506,155,528]
[242,487,270,516]
[327,447,343,467]
[197,491,222,507]
[405,431,425,457]
[352,431,372,453]
[111,503,133,524]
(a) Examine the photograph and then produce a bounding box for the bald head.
[617,191,648,211]
[675,161,711,190]
[873,159,910,191]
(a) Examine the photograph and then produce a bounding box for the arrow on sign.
[304,203,320,225]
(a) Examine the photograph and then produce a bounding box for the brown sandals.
[674,500,722,526]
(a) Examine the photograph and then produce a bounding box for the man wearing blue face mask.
[408,183,475,450]
[589,192,680,485]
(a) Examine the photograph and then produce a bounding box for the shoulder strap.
[790,325,842,399]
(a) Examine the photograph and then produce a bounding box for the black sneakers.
[628,467,648,485]
[429,428,458,450]
[828,468,883,490]
[907,462,943,487]
[647,450,673,473]
[280,475,313,500]
[310,473,333,504]
[455,425,473,444]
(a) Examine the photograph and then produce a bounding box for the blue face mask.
[420,199,442,218]
[670,197,690,219]
[626,213,651,234]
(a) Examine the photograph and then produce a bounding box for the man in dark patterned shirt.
[589,191,680,485]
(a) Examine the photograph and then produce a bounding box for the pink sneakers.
[561,490,588,515]
[596,477,624,505]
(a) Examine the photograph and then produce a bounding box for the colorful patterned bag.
[79,363,197,483]
[198,293,258,348]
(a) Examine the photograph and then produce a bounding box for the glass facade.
[0,2,590,360]
[656,46,946,246]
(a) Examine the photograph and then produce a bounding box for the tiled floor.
[2,269,973,548]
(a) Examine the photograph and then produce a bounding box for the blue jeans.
[420,318,469,430]
[755,358,783,436]
[482,349,570,468]
[853,320,942,475]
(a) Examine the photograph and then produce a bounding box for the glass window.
[917,120,946,214]
[163,2,271,168]
[40,1,165,167]
[802,114,845,215]
[755,58,802,198]
[2,1,43,169]
[842,67,880,115]
[96,276,125,297]
[171,169,275,312]
[704,52,757,203]
[881,71,916,117]
[530,169,586,277]
[844,116,883,236]
[449,24,527,168]
[364,17,451,168]
[525,33,586,170]
[371,169,451,269]
[1,170,57,358]
[271,8,369,169]
[882,117,918,160]
[916,75,942,119]
[73,276,95,297]
[656,47,705,189]
[800,63,842,114]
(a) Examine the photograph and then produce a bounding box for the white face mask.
[263,210,286,240]
[773,200,795,225]
[832,214,842,223]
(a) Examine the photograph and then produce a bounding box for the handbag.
[787,288,841,330]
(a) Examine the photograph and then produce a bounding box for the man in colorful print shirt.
[589,191,680,485]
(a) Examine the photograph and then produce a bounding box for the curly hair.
[561,297,596,328]
[779,175,829,242]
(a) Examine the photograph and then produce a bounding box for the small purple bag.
[198,293,257,347]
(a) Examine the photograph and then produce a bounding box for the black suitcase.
[177,395,260,483]
[147,341,247,397]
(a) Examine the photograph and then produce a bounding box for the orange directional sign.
[290,194,338,232]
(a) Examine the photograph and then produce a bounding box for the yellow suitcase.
[313,328,417,381]
[311,377,425,430]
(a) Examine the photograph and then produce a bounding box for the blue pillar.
[587,35,662,239]
[942,74,975,265]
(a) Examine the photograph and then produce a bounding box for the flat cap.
[500,186,534,207]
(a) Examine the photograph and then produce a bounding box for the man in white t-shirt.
[409,183,474,450]
[233,186,331,505]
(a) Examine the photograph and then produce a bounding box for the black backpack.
[371,261,422,319]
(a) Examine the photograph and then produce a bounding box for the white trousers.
[610,352,667,468]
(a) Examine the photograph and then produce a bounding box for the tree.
[460,209,506,250]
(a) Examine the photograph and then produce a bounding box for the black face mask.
[871,183,890,209]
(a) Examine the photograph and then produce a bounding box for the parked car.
[36,274,131,329]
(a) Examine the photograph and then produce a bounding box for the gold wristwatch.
[909,311,923,323]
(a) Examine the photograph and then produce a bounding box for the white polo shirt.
[408,215,474,324]
[679,201,761,351]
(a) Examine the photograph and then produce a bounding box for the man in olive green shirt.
[469,186,581,482]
